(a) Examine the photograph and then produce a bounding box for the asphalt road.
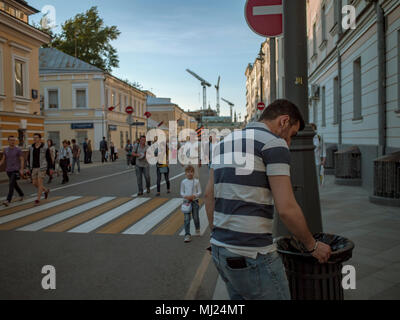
[0,161,218,300]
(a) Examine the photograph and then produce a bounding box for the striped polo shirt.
[210,122,291,259]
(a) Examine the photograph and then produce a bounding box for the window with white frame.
[48,89,59,109]
[333,77,339,124]
[312,23,317,56]
[105,89,109,107]
[14,60,24,97]
[76,90,87,108]
[322,86,326,127]
[112,91,116,106]
[119,93,122,111]
[72,84,88,109]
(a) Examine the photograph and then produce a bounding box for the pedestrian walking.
[83,138,89,164]
[87,140,93,163]
[46,139,56,184]
[71,139,81,174]
[310,123,326,186]
[155,140,171,196]
[0,136,25,206]
[110,142,116,162]
[181,165,202,243]
[28,133,50,206]
[100,137,108,163]
[58,140,73,184]
[125,140,133,168]
[204,99,332,300]
[132,135,150,196]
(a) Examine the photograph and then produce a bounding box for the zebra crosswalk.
[0,196,209,237]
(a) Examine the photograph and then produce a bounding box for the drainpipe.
[376,1,387,156]
[337,0,343,148]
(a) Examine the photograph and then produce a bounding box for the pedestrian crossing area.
[0,196,209,237]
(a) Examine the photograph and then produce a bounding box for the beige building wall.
[0,0,50,149]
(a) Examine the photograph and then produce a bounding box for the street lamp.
[256,44,265,104]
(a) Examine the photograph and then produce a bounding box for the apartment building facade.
[0,0,50,148]
[307,0,400,192]
[39,48,147,150]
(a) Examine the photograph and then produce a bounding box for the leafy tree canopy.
[40,6,121,72]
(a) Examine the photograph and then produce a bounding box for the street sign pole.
[273,0,323,237]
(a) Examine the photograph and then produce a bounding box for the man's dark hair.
[33,133,42,139]
[103,137,106,140]
[259,99,305,131]
[71,139,76,143]
[8,136,15,140]
[140,135,146,139]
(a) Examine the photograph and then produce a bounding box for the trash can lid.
[276,233,355,264]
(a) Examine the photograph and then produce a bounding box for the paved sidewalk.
[321,175,400,300]
[213,175,400,300]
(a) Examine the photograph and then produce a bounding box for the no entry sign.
[125,106,134,114]
[257,102,266,111]
[245,0,283,37]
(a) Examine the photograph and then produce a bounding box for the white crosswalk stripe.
[179,205,209,236]
[17,197,116,232]
[68,197,151,233]
[123,198,182,235]
[0,197,81,225]
[0,197,36,211]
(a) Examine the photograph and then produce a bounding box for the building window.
[0,45,3,95]
[313,100,318,124]
[76,89,87,108]
[322,86,326,127]
[15,60,24,97]
[353,57,362,120]
[120,131,124,149]
[105,89,109,108]
[48,89,59,109]
[124,96,128,109]
[313,23,317,56]
[129,96,132,106]
[397,30,400,112]
[119,93,122,111]
[112,91,116,106]
[321,5,326,42]
[125,131,129,144]
[333,77,339,124]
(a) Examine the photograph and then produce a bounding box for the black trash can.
[276,233,355,300]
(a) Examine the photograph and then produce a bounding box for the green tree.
[52,6,121,72]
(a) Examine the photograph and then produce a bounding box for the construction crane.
[215,76,221,116]
[221,98,234,122]
[186,69,211,111]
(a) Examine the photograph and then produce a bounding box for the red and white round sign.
[245,0,283,38]
[257,102,266,111]
[125,106,133,114]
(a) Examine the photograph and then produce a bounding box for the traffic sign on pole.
[245,0,283,37]
[125,106,134,114]
[257,102,266,111]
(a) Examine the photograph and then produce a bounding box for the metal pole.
[269,38,276,102]
[273,0,323,237]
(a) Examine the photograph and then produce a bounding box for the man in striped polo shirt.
[204,99,331,300]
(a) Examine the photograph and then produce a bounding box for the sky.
[29,0,265,119]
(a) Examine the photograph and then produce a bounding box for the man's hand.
[19,169,24,177]
[310,241,332,264]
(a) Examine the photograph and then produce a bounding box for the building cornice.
[0,10,50,45]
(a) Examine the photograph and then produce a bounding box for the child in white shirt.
[180,165,202,243]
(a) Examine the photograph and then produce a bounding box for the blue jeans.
[135,166,150,193]
[72,157,80,173]
[184,200,200,236]
[211,245,291,300]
